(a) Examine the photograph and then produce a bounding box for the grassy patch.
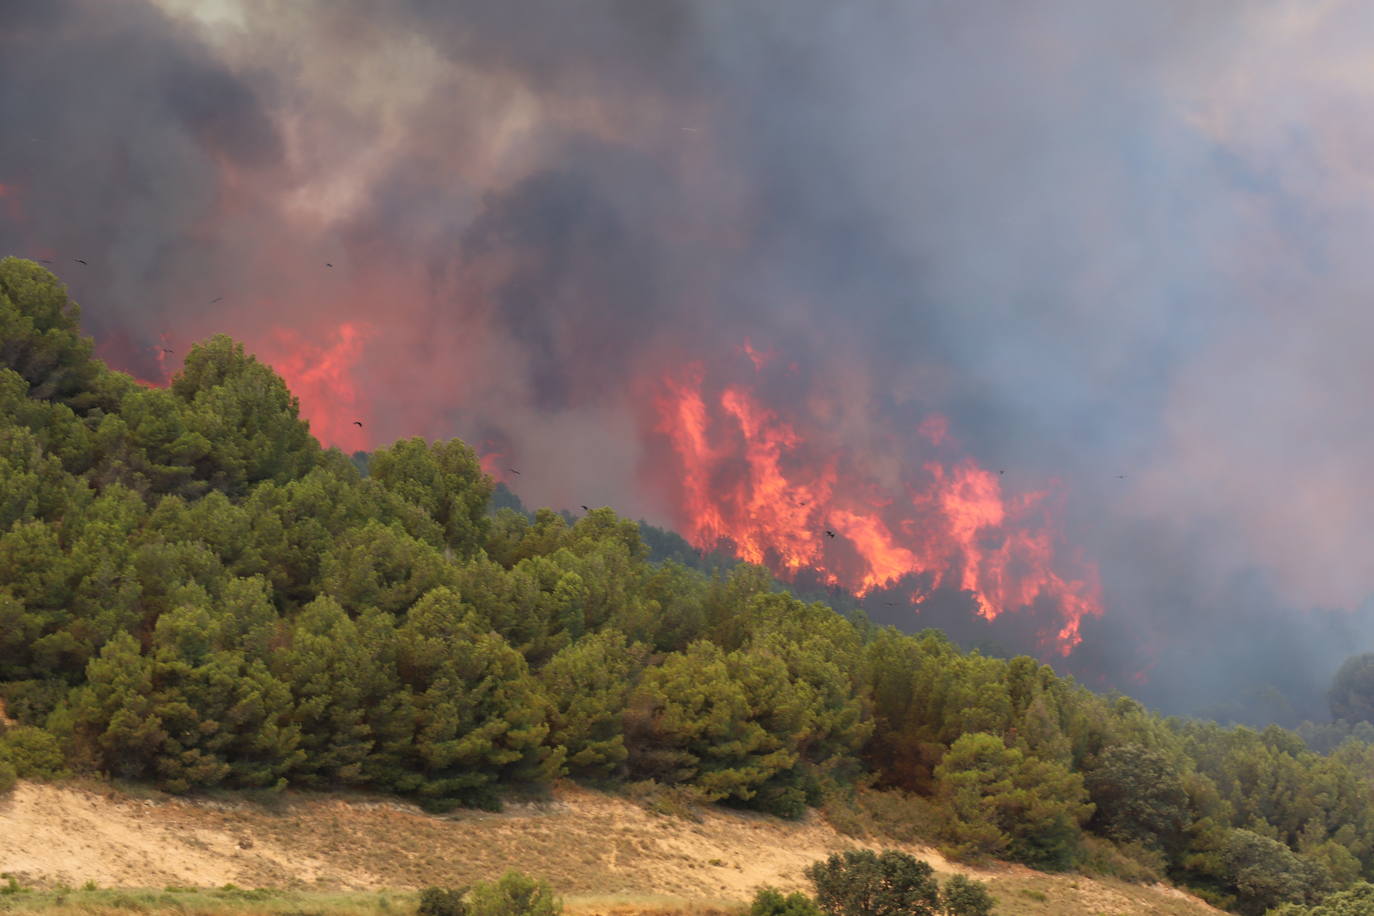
[619,781,710,822]
[0,886,408,915]
[1076,835,1165,884]
[819,786,943,845]
[0,888,752,916]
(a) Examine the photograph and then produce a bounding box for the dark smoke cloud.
[5,0,1374,722]
[163,57,283,169]
[461,164,675,410]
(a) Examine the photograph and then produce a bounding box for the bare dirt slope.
[0,780,1223,915]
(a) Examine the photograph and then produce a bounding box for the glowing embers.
[653,367,1102,655]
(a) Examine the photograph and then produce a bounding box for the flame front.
[653,365,1103,655]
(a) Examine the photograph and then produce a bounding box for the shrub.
[1269,881,1374,915]
[1084,743,1187,853]
[749,886,824,916]
[0,725,65,777]
[1223,829,1323,916]
[805,849,940,916]
[822,788,943,845]
[1076,834,1164,884]
[934,733,1092,871]
[0,760,16,795]
[467,871,560,916]
[417,886,468,916]
[940,874,996,916]
[0,681,67,726]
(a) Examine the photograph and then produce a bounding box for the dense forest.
[5,255,1374,915]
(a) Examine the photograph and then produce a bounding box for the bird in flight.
[352,420,363,427]
[508,467,521,475]
[580,505,589,511]
[825,530,836,539]
[325,262,333,268]
[72,258,87,265]
[1116,474,1127,479]
[210,297,223,304]
[999,469,1005,475]
[159,346,174,354]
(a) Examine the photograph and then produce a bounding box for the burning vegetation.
[652,362,1102,655]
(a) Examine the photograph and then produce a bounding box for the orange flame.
[263,322,372,453]
[653,366,1102,655]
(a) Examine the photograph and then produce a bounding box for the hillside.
[4,256,1374,916]
[0,780,1222,916]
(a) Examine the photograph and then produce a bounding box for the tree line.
[3,256,1374,914]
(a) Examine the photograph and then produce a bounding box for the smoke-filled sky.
[5,0,1374,722]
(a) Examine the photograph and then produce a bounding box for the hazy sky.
[5,0,1374,720]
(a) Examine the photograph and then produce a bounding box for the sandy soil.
[0,780,1223,915]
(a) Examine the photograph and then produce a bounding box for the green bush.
[805,849,940,916]
[1268,880,1374,915]
[940,874,996,916]
[467,872,560,916]
[0,681,67,726]
[0,760,16,795]
[1224,829,1323,916]
[0,725,66,777]
[418,886,469,916]
[934,733,1092,870]
[749,886,824,916]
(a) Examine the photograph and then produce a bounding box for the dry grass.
[0,886,401,915]
[0,780,1225,916]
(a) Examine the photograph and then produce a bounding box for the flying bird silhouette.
[210,297,223,304]
[325,262,333,268]
[825,530,836,538]
[72,258,87,265]
[352,420,363,427]
[580,505,589,511]
[159,347,173,354]
[508,468,521,475]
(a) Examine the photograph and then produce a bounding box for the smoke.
[6,0,1374,721]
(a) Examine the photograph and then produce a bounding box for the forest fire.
[261,321,372,454]
[652,364,1103,655]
